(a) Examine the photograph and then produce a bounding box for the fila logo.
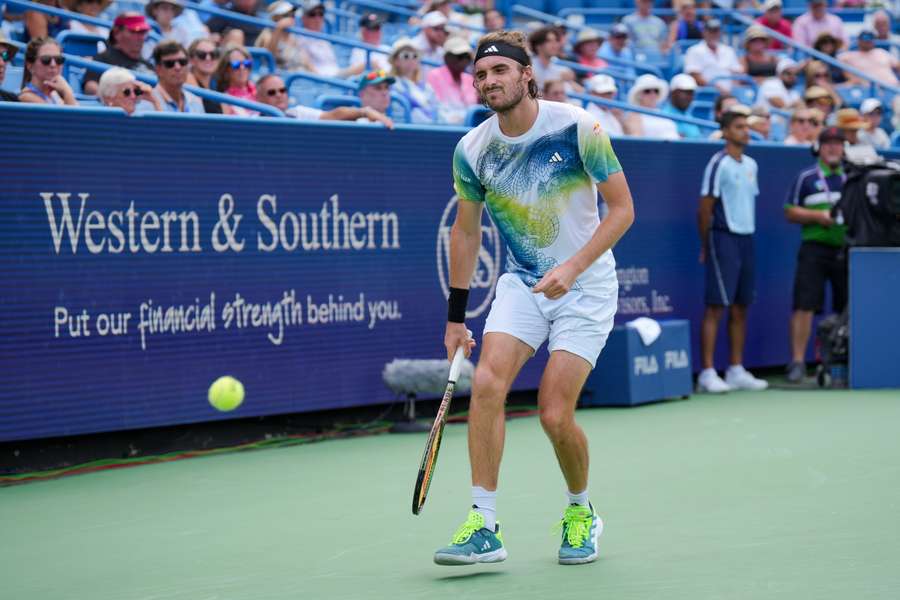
[483,45,499,53]
[549,152,563,163]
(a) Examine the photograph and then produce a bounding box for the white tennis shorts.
[483,273,618,368]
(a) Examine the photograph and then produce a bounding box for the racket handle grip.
[448,329,471,384]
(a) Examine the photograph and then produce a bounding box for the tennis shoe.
[786,361,806,383]
[433,509,507,565]
[725,365,769,390]
[697,368,731,393]
[557,503,602,565]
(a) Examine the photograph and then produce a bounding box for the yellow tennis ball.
[208,376,244,412]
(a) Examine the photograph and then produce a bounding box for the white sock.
[472,486,497,531]
[567,489,590,507]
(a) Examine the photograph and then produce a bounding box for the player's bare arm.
[697,195,715,264]
[444,197,483,359]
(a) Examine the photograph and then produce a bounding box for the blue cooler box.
[581,319,693,407]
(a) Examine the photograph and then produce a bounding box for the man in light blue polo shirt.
[140,40,205,114]
[697,105,768,393]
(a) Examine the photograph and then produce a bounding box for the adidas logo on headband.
[474,39,530,66]
[483,45,498,53]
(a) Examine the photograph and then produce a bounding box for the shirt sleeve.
[683,46,701,74]
[452,139,485,202]
[786,172,804,207]
[700,155,721,198]
[577,110,624,183]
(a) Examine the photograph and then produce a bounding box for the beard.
[479,76,528,114]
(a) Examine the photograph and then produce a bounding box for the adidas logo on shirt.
[483,45,499,53]
[549,152,563,163]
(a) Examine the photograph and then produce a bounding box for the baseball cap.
[443,36,472,56]
[113,14,151,32]
[301,0,323,13]
[762,0,781,10]
[610,23,628,37]
[670,73,697,91]
[358,69,395,91]
[267,1,296,18]
[819,126,845,144]
[421,11,448,29]
[858,29,876,41]
[705,18,722,30]
[586,74,617,94]
[359,12,383,29]
[776,57,798,75]
[860,98,883,114]
[574,27,604,47]
[725,103,752,117]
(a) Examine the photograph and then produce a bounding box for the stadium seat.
[3,65,23,93]
[837,85,867,109]
[315,94,361,110]
[694,85,719,103]
[57,31,105,57]
[246,47,276,76]
[465,105,493,127]
[688,100,714,121]
[710,75,758,105]
[890,130,900,147]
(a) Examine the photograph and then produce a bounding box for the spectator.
[584,74,626,136]
[483,9,505,32]
[858,98,889,149]
[19,37,78,105]
[804,84,836,120]
[426,36,477,125]
[625,73,679,139]
[757,57,802,112]
[542,79,569,104]
[214,45,257,116]
[255,1,307,72]
[573,28,607,71]
[185,37,222,113]
[748,106,771,140]
[783,107,821,145]
[708,92,738,143]
[622,0,667,54]
[741,26,776,82]
[23,0,67,45]
[83,13,155,95]
[347,13,390,76]
[696,105,768,393]
[528,26,575,89]
[834,108,879,164]
[666,0,703,52]
[838,28,899,86]
[146,0,185,44]
[414,11,449,65]
[206,0,263,48]
[783,127,848,383]
[755,0,792,50]
[356,69,396,126]
[793,0,847,50]
[139,40,204,113]
[871,10,900,58]
[388,38,439,123]
[65,0,111,41]
[294,0,342,77]
[98,66,159,113]
[662,73,702,139]
[254,73,393,127]
[683,19,743,91]
[1,33,19,102]
[812,32,846,85]
[599,24,636,79]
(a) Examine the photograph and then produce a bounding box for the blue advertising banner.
[0,105,839,441]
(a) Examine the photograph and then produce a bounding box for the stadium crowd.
[1,0,899,147]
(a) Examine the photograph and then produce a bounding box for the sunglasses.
[38,55,65,66]
[230,59,253,70]
[397,51,419,61]
[306,9,325,17]
[193,50,219,60]
[792,118,820,126]
[266,86,287,96]
[161,57,188,68]
[448,52,471,60]
[813,73,828,79]
[121,86,143,97]
[0,50,11,62]
[641,88,660,94]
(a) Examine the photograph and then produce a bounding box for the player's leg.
[539,289,614,565]
[788,241,827,381]
[699,229,734,392]
[434,274,547,566]
[727,303,747,366]
[725,234,767,390]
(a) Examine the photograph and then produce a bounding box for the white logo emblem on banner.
[437,195,501,319]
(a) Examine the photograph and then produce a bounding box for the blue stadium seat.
[465,105,493,127]
[710,75,758,105]
[890,130,900,147]
[246,47,276,76]
[57,31,105,57]
[315,94,360,110]
[837,85,867,109]
[3,66,23,93]
[694,85,719,103]
[688,100,714,121]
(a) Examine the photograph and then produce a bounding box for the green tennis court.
[3,387,899,600]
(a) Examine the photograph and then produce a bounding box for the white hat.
[267,0,296,17]
[776,57,798,75]
[443,36,472,55]
[670,73,697,91]
[627,73,668,106]
[586,74,617,94]
[421,10,448,28]
[762,0,781,10]
[860,98,883,114]
[574,27,604,47]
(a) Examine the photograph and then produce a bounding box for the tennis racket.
[412,333,470,515]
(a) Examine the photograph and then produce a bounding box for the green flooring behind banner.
[2,389,898,600]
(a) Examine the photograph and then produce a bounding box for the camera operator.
[783,127,848,383]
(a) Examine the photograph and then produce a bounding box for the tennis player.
[435,30,634,566]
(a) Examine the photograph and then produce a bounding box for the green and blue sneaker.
[557,503,603,565]
[433,509,507,566]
